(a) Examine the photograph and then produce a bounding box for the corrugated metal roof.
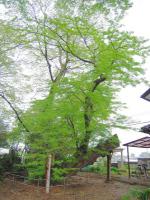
[123,137,150,148]
[141,88,150,102]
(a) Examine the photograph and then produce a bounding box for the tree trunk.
[76,75,106,157]
[77,96,93,157]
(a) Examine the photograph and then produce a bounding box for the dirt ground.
[0,173,145,200]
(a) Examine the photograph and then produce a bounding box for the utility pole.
[46,154,52,193]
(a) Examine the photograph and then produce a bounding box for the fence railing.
[3,172,99,200]
[3,171,92,188]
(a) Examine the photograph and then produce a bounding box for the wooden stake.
[46,154,52,193]
[120,149,123,167]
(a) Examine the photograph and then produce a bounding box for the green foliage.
[83,157,106,174]
[121,188,150,200]
[0,121,8,148]
[83,164,107,175]
[51,168,68,184]
[0,149,22,179]
[0,133,8,148]
[83,163,120,176]
[111,166,119,173]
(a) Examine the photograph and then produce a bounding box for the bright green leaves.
[1,0,149,181]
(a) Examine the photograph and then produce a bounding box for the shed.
[123,137,150,178]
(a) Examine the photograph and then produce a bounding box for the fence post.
[37,179,40,187]
[46,154,52,193]
[13,175,15,184]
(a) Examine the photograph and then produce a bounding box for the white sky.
[114,0,150,156]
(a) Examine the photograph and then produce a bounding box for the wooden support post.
[127,146,131,179]
[46,154,52,193]
[120,149,123,167]
[106,154,111,181]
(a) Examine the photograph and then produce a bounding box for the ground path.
[0,173,145,200]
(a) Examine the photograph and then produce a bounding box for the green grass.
[121,188,150,200]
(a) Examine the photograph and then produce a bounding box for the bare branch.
[44,42,54,82]
[45,25,95,65]
[0,92,30,132]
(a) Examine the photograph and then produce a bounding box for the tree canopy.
[0,0,149,182]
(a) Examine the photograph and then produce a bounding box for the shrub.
[0,149,22,180]
[121,188,150,200]
[82,164,106,174]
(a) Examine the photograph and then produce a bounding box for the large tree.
[1,0,149,181]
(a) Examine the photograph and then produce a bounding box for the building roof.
[123,137,150,148]
[141,88,150,102]
[138,157,150,160]
[141,124,150,134]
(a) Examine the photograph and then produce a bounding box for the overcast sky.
[114,0,150,156]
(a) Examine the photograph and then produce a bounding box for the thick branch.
[0,92,30,132]
[54,48,69,82]
[33,13,54,82]
[92,74,106,92]
[44,44,54,82]
[77,75,106,155]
